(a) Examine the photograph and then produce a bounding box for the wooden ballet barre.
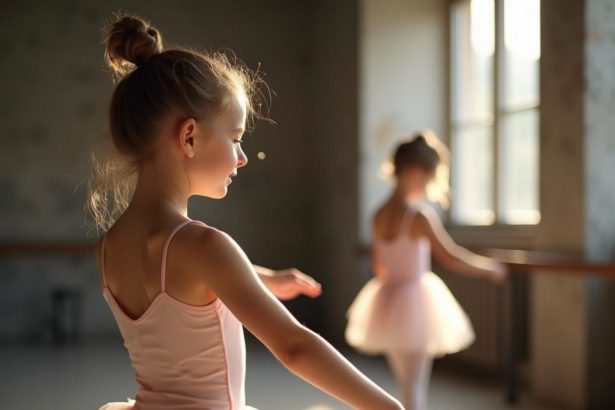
[0,242,95,255]
[478,248,615,406]
[478,248,615,277]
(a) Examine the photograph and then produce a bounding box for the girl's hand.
[266,268,323,300]
[490,262,509,284]
[253,265,322,300]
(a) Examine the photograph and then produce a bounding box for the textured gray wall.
[0,0,359,340]
[534,0,615,408]
[532,0,587,407]
[585,0,615,407]
[308,0,359,343]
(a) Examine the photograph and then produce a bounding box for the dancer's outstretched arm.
[188,226,403,410]
[414,207,507,283]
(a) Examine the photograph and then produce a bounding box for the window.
[450,0,540,226]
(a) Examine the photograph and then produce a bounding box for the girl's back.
[372,204,430,283]
[99,213,218,314]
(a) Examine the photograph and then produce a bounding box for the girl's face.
[397,166,433,201]
[186,93,248,199]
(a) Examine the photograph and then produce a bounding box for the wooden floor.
[0,339,558,410]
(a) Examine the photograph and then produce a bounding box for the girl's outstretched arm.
[414,206,507,283]
[185,225,403,410]
[253,265,322,300]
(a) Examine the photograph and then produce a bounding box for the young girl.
[90,14,404,410]
[345,131,507,410]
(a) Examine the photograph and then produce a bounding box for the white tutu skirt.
[98,399,135,410]
[98,399,258,409]
[345,272,475,357]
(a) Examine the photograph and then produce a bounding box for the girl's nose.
[237,146,248,168]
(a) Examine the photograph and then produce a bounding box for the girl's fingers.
[300,274,321,288]
[296,277,322,297]
[300,277,322,292]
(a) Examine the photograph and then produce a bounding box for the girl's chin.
[212,187,228,199]
[194,186,228,200]
[217,184,228,199]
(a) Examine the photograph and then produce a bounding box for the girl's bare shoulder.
[372,204,392,235]
[172,222,243,274]
[410,204,441,236]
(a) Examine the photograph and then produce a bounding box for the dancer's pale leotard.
[99,220,257,410]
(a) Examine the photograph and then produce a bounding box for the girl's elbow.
[272,324,317,368]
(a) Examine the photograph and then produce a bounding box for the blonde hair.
[86,14,267,232]
[387,129,450,208]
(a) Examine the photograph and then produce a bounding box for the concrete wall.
[532,0,587,407]
[0,0,359,340]
[308,0,360,342]
[533,0,615,408]
[584,0,615,407]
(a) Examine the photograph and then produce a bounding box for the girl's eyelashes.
[233,139,243,145]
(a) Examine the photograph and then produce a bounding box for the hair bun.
[103,15,163,77]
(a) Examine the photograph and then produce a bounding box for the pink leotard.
[100,220,253,410]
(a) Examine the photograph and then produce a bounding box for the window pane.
[500,109,540,224]
[451,126,495,225]
[451,0,495,123]
[503,0,540,108]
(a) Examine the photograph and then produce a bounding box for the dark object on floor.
[51,287,83,344]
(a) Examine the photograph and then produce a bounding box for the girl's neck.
[389,187,423,208]
[128,162,190,222]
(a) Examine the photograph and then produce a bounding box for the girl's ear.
[177,117,198,158]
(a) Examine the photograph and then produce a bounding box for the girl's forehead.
[402,166,434,177]
[208,95,246,132]
[223,93,247,122]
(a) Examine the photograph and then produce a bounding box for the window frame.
[446,0,541,240]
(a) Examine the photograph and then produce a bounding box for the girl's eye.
[233,139,243,145]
